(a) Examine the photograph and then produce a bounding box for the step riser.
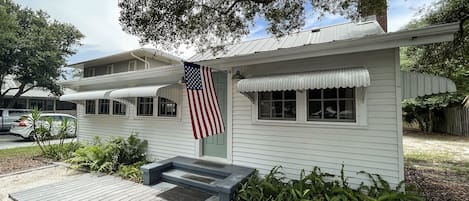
[161,174,218,195]
[173,162,229,178]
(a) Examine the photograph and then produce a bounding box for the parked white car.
[9,113,77,139]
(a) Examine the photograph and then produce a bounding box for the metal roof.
[189,21,384,62]
[67,48,183,68]
[237,67,370,92]
[401,71,457,100]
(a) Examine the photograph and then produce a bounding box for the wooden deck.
[9,173,216,201]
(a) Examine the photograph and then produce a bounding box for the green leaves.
[0,0,83,106]
[234,166,423,201]
[118,0,386,53]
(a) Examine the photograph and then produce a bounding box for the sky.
[14,0,436,64]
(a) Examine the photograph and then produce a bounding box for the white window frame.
[106,64,114,74]
[85,100,96,114]
[306,88,356,122]
[251,88,367,128]
[85,67,95,77]
[136,97,154,116]
[257,91,296,121]
[128,60,137,71]
[98,99,110,115]
[157,97,177,117]
[111,100,126,116]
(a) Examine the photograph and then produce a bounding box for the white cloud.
[13,0,196,60]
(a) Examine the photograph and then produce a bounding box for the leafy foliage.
[235,165,422,201]
[117,161,147,183]
[401,0,468,130]
[66,134,148,174]
[0,0,83,107]
[118,0,386,53]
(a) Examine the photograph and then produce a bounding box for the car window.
[9,110,30,116]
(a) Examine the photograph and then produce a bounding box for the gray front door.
[202,72,227,158]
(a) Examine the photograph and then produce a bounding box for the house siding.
[75,48,402,187]
[76,90,196,161]
[231,49,402,187]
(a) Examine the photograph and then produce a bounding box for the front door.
[202,72,227,158]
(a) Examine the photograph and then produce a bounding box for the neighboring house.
[1,75,77,115]
[60,21,458,187]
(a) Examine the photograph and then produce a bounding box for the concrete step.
[162,169,220,195]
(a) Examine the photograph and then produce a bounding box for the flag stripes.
[184,62,225,139]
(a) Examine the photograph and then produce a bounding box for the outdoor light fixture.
[178,76,185,84]
[232,70,245,79]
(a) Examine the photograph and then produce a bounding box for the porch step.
[141,156,256,201]
[161,169,221,194]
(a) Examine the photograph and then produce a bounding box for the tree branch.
[1,87,20,97]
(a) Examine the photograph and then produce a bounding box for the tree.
[402,0,468,132]
[118,0,386,52]
[0,0,84,108]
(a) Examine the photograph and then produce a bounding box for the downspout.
[130,52,150,69]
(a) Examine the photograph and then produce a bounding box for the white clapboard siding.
[76,90,196,161]
[231,49,401,187]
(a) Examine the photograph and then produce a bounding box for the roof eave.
[194,22,459,70]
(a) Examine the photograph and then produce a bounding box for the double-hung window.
[258,91,296,120]
[98,99,110,114]
[112,101,126,115]
[106,64,114,74]
[308,88,355,122]
[85,100,96,114]
[158,97,177,117]
[137,97,153,116]
[128,60,137,71]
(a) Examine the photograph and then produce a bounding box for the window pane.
[339,100,355,120]
[259,92,271,101]
[284,101,296,119]
[259,101,271,118]
[308,101,322,120]
[323,88,337,99]
[323,101,338,119]
[271,102,283,118]
[284,91,296,100]
[339,88,354,98]
[272,91,283,100]
[309,89,321,99]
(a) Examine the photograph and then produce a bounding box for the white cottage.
[61,21,458,187]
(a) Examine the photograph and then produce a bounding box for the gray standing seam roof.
[189,21,385,62]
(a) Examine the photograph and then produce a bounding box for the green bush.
[117,161,147,183]
[235,166,422,201]
[66,134,148,173]
[44,142,81,161]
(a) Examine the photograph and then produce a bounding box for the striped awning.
[237,67,370,92]
[401,71,456,99]
[60,89,113,101]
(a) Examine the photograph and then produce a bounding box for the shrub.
[44,142,81,161]
[66,134,148,174]
[117,161,147,183]
[235,165,423,201]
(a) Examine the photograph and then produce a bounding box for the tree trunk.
[428,109,433,133]
[6,84,26,108]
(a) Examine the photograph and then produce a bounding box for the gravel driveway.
[0,164,84,201]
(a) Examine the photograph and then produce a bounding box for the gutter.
[131,52,151,69]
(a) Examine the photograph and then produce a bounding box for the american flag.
[184,62,225,139]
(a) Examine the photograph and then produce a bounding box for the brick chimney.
[376,11,388,32]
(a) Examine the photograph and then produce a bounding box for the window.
[56,101,76,110]
[128,60,137,71]
[137,97,153,116]
[98,99,110,114]
[29,99,45,110]
[308,88,355,122]
[45,100,54,111]
[258,91,296,120]
[112,101,126,115]
[85,100,96,114]
[106,65,114,74]
[158,97,177,117]
[84,67,95,77]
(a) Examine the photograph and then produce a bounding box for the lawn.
[404,128,469,201]
[0,146,51,175]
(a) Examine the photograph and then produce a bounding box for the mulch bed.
[405,166,469,201]
[0,156,52,175]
